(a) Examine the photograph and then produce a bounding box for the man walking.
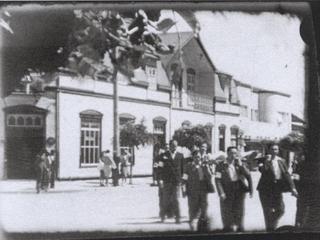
[35,137,56,193]
[182,150,214,231]
[215,146,253,232]
[257,143,298,231]
[158,140,183,223]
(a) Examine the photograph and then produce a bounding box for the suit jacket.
[183,161,215,195]
[215,160,253,197]
[158,151,183,185]
[257,156,295,193]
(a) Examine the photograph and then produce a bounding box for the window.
[119,113,136,126]
[230,126,239,147]
[8,116,16,126]
[153,121,166,146]
[80,111,102,166]
[187,68,195,92]
[146,65,157,77]
[7,114,43,128]
[219,125,226,151]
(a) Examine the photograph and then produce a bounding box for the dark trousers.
[159,182,180,220]
[188,189,208,222]
[50,166,55,188]
[220,181,246,231]
[36,167,49,192]
[259,189,285,231]
[112,168,119,186]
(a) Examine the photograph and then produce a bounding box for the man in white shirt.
[257,143,298,231]
[215,146,253,232]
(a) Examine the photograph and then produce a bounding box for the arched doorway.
[5,105,46,179]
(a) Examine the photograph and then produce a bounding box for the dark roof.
[159,32,194,67]
[292,114,306,124]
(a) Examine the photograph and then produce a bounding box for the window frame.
[79,111,102,168]
[186,68,196,92]
[218,125,226,152]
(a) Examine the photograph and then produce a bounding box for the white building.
[1,32,292,179]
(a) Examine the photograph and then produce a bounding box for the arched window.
[119,113,136,126]
[230,126,239,147]
[219,125,226,151]
[80,110,103,166]
[153,116,167,148]
[8,116,16,126]
[34,117,41,126]
[17,116,24,126]
[26,117,33,126]
[187,68,195,92]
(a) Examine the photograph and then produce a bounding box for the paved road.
[0,173,296,235]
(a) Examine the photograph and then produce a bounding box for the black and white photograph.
[0,2,320,240]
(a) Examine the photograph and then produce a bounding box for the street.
[0,172,296,235]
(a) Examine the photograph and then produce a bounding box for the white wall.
[58,91,171,178]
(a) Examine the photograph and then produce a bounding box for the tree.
[63,8,176,164]
[120,120,153,184]
[120,120,153,149]
[279,131,305,153]
[172,124,211,151]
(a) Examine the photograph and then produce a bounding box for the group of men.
[154,140,299,232]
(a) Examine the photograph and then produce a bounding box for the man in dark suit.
[35,137,56,193]
[182,150,214,231]
[257,143,298,231]
[158,140,183,223]
[215,146,253,232]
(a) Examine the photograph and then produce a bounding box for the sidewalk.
[0,173,297,235]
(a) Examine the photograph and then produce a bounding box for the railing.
[187,92,213,112]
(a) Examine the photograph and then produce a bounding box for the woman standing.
[99,150,116,186]
[120,149,131,185]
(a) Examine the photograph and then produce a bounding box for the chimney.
[21,74,32,94]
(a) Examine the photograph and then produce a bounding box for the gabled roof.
[159,32,194,67]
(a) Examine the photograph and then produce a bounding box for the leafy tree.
[172,124,211,151]
[63,9,175,78]
[279,131,305,153]
[120,120,153,149]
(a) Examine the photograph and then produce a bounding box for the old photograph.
[0,2,319,239]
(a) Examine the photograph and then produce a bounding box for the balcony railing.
[187,92,213,112]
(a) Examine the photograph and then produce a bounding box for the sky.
[161,10,306,119]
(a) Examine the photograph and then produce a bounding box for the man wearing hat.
[35,137,56,193]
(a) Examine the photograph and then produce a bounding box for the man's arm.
[241,164,253,195]
[215,164,226,199]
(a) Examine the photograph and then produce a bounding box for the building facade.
[1,32,292,179]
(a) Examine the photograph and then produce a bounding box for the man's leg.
[272,192,285,230]
[234,191,246,232]
[188,193,200,230]
[259,191,272,231]
[172,184,181,223]
[198,191,209,232]
[220,196,233,231]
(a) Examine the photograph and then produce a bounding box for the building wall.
[57,88,171,179]
[0,99,5,179]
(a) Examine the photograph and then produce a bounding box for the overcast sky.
[161,10,306,119]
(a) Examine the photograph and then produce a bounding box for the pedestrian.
[158,140,183,223]
[112,152,120,187]
[292,151,307,228]
[257,143,298,231]
[99,150,116,186]
[199,142,215,174]
[215,146,253,232]
[120,149,131,185]
[34,137,56,193]
[153,147,164,186]
[182,150,214,232]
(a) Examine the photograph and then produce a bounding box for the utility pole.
[112,64,120,186]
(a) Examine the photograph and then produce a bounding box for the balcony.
[172,91,214,113]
